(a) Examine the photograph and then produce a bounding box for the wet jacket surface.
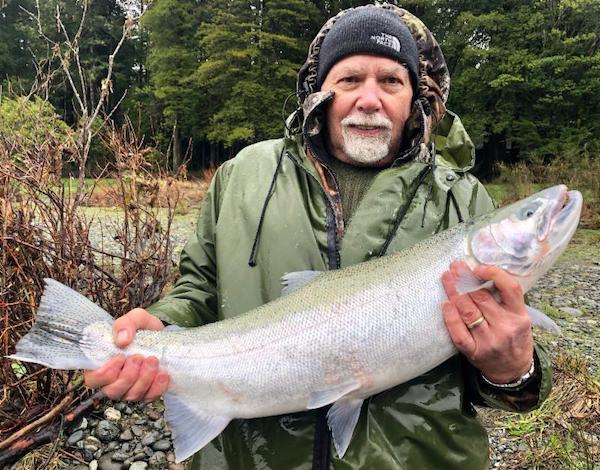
[148,110,552,470]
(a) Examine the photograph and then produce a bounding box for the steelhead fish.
[8,185,582,462]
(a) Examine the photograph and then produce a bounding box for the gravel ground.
[14,220,599,470]
[483,252,600,470]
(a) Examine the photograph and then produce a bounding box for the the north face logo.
[370,32,401,52]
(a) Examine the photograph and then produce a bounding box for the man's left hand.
[441,261,534,384]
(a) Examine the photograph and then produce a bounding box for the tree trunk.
[172,122,181,172]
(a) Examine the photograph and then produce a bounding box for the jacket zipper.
[285,151,341,270]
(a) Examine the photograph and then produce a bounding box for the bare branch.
[96,90,130,137]
[0,393,72,450]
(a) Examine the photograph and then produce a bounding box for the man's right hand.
[84,308,170,402]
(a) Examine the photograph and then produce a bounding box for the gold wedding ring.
[467,316,485,329]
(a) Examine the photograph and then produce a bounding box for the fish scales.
[128,224,467,418]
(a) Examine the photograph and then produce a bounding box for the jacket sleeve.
[453,175,553,413]
[146,166,228,327]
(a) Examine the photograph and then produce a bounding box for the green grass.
[60,177,117,193]
[485,182,546,204]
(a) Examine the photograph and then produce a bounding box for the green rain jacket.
[148,5,552,469]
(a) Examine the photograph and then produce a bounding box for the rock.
[89,460,98,470]
[146,409,162,420]
[131,424,144,437]
[85,444,100,454]
[106,441,120,452]
[97,452,123,470]
[152,418,165,430]
[69,417,88,432]
[113,402,126,411]
[141,431,160,446]
[111,451,129,462]
[85,435,102,447]
[560,306,584,317]
[67,430,85,446]
[81,448,95,461]
[152,439,172,451]
[129,462,148,470]
[149,450,166,466]
[95,420,120,442]
[104,407,122,421]
[119,429,134,441]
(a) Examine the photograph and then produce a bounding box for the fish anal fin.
[327,398,364,458]
[306,380,361,410]
[526,305,561,333]
[164,392,230,463]
[281,270,322,296]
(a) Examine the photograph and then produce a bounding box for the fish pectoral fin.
[455,266,496,295]
[281,270,322,295]
[164,392,230,463]
[327,398,364,459]
[306,380,361,409]
[526,305,561,333]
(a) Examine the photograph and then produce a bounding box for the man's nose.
[356,81,382,114]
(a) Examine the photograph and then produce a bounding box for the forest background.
[2,0,600,178]
[1,1,599,468]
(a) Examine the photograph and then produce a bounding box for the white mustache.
[341,113,393,130]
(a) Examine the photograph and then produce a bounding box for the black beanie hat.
[316,7,419,92]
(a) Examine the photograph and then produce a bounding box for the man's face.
[320,54,414,167]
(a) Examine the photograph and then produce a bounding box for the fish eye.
[517,204,539,220]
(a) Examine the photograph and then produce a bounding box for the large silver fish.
[8,185,582,462]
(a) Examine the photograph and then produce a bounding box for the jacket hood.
[294,4,450,165]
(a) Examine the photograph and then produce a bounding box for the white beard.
[340,113,393,165]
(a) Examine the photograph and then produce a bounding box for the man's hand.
[84,308,170,402]
[441,261,534,384]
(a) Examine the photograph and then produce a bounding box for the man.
[85,4,551,469]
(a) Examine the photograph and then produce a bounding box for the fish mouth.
[550,189,582,244]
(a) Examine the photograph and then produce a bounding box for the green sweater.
[327,158,382,226]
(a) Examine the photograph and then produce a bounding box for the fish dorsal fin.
[281,270,322,295]
[164,392,230,463]
[327,398,364,458]
[306,380,361,409]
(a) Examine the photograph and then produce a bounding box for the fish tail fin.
[7,279,116,370]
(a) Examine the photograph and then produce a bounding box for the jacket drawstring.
[379,165,432,257]
[448,189,465,223]
[420,143,437,228]
[248,147,285,267]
